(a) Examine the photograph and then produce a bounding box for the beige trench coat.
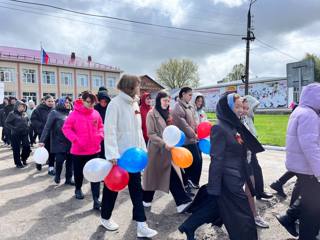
[142,108,183,193]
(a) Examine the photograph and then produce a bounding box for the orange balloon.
[171,147,193,168]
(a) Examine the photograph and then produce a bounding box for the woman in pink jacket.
[62,91,104,210]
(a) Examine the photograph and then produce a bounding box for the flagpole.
[40,42,43,102]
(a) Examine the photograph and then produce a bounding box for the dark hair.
[81,91,97,103]
[156,91,169,103]
[179,87,192,99]
[44,95,53,101]
[98,86,108,92]
[195,95,205,108]
[117,74,141,97]
[155,91,170,121]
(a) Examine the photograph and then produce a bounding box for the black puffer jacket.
[5,101,29,135]
[95,90,111,123]
[3,103,14,119]
[31,103,53,136]
[0,109,5,127]
[40,106,71,154]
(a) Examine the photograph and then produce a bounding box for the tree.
[303,53,320,82]
[220,63,245,83]
[156,59,200,89]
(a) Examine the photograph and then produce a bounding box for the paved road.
[0,145,297,240]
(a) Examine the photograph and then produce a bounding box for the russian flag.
[41,47,49,64]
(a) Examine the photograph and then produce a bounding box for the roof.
[0,46,121,73]
[197,77,287,90]
[140,75,166,89]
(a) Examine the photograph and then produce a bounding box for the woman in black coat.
[94,89,111,159]
[179,93,264,240]
[5,100,31,168]
[39,97,73,184]
[31,95,54,174]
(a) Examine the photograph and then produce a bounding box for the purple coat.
[285,83,320,177]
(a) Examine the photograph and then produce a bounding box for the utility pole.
[242,0,256,95]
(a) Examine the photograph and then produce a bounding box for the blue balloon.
[118,147,148,173]
[175,131,186,147]
[199,139,211,155]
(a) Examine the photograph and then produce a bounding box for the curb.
[263,145,285,151]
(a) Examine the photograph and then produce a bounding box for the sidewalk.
[0,146,296,240]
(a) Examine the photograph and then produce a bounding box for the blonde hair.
[117,74,141,97]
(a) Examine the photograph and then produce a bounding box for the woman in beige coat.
[143,91,192,213]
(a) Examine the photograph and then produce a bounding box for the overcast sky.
[0,0,319,86]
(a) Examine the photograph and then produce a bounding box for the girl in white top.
[100,75,158,238]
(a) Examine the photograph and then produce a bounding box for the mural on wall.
[238,80,288,108]
[197,88,220,112]
[198,80,288,111]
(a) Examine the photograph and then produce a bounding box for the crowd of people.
[0,75,319,240]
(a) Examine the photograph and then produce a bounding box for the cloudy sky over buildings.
[1,0,319,86]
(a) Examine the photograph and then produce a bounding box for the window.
[23,92,37,104]
[23,69,37,83]
[43,92,56,99]
[107,77,116,88]
[61,72,73,86]
[61,93,73,99]
[4,91,16,98]
[77,74,88,87]
[42,71,56,84]
[0,67,15,82]
[93,75,103,88]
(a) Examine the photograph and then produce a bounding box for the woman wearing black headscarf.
[178,93,264,240]
[142,91,192,213]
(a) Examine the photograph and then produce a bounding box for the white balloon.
[163,125,182,147]
[83,158,113,182]
[33,147,49,164]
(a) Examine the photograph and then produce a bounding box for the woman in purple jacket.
[285,83,320,240]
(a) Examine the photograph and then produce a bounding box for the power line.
[7,0,245,37]
[255,38,299,60]
[0,5,239,48]
[0,1,240,42]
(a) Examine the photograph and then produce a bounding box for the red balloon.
[197,122,212,139]
[104,165,129,192]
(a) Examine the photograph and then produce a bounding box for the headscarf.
[216,93,264,154]
[155,91,170,123]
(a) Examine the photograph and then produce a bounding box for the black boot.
[270,181,287,198]
[75,189,84,199]
[93,198,101,210]
[178,225,195,240]
[54,175,61,184]
[65,179,75,186]
[91,182,101,210]
[36,164,42,171]
[276,215,298,237]
[256,192,273,200]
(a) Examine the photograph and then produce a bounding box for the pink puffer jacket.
[62,99,104,155]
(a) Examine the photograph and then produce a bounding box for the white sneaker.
[137,222,158,238]
[177,202,192,213]
[100,218,119,231]
[143,201,152,208]
[255,215,269,228]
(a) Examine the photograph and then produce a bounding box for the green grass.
[206,113,289,147]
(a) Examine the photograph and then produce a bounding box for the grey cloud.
[0,0,319,84]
